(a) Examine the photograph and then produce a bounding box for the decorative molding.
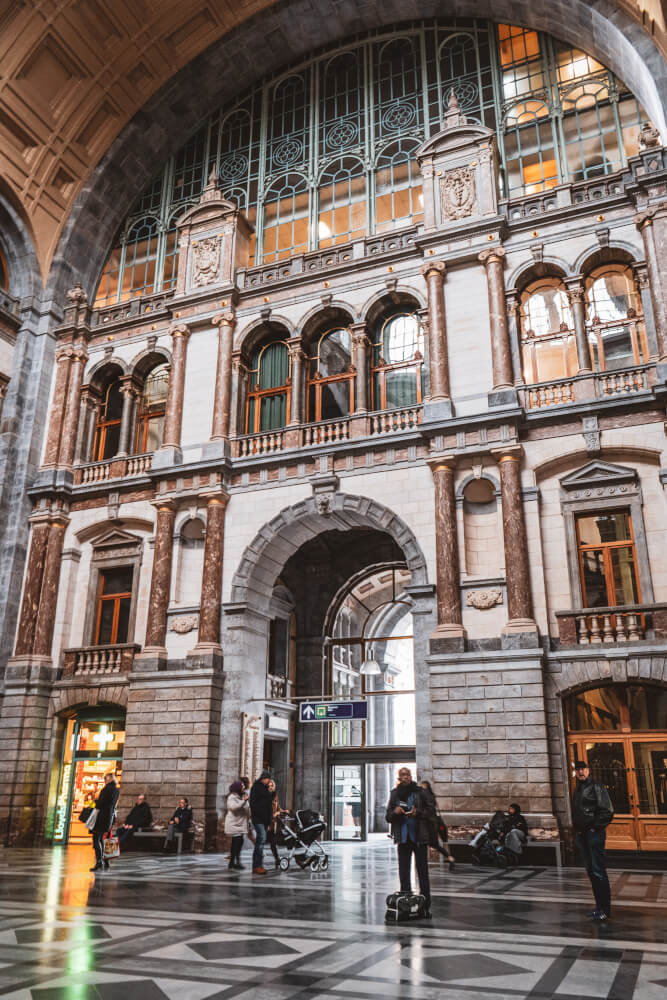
[466,589,503,610]
[192,236,221,286]
[441,166,477,221]
[169,614,199,634]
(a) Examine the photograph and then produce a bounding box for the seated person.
[116,793,153,846]
[163,797,193,850]
[503,802,528,857]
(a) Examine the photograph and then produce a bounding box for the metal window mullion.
[257,84,269,262]
[609,73,627,169]
[365,42,374,235]
[309,60,319,251]
[418,27,430,140]
[488,20,509,196]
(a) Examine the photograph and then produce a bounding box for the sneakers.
[590,910,610,921]
[252,866,267,874]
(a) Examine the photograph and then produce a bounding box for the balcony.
[520,364,654,411]
[74,452,153,485]
[556,604,667,646]
[62,643,140,677]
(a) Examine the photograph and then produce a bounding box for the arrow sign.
[299,701,367,722]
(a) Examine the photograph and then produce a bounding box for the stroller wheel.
[320,855,329,871]
[279,857,290,872]
[310,857,321,872]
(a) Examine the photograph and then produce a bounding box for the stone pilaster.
[142,501,176,657]
[635,208,667,376]
[428,457,465,650]
[117,377,139,457]
[159,324,190,460]
[493,446,538,646]
[210,312,236,443]
[230,352,248,439]
[42,348,72,467]
[633,261,659,359]
[191,491,229,654]
[14,519,50,657]
[350,323,370,413]
[478,247,516,403]
[505,292,524,386]
[58,346,87,467]
[565,279,593,373]
[32,515,68,657]
[287,337,306,426]
[421,260,453,419]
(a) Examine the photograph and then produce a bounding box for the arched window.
[246,338,291,433]
[307,328,354,422]
[439,32,495,129]
[0,249,8,290]
[375,38,420,137]
[320,52,364,156]
[161,214,181,292]
[318,157,366,247]
[93,378,124,462]
[371,310,424,410]
[94,246,123,307]
[121,218,159,300]
[561,80,621,182]
[520,280,577,383]
[262,174,309,263]
[504,100,559,195]
[375,139,423,232]
[135,363,169,454]
[585,266,647,371]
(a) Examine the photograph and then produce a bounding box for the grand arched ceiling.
[0,0,665,286]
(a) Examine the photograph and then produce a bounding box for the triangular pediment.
[560,461,637,491]
[91,527,143,550]
[417,122,494,160]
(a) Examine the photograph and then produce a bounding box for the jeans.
[252,822,267,868]
[116,827,135,847]
[397,841,431,906]
[576,828,611,914]
[505,829,526,856]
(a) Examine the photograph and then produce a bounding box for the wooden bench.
[447,837,562,867]
[130,828,193,855]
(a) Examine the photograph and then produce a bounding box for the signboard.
[300,701,368,722]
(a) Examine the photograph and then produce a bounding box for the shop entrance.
[565,683,667,850]
[52,709,125,844]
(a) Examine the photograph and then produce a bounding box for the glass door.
[631,738,667,850]
[331,765,364,841]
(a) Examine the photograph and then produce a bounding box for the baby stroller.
[275,809,329,872]
[470,810,519,868]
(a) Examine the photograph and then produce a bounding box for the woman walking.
[90,772,119,872]
[420,779,455,870]
[225,780,250,870]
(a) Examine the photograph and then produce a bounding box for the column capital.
[350,324,370,349]
[491,444,524,463]
[55,345,75,363]
[286,336,306,360]
[635,209,657,231]
[564,277,585,303]
[119,374,141,397]
[231,351,249,375]
[212,311,236,329]
[421,259,446,279]
[150,498,177,513]
[169,323,191,340]
[203,490,230,509]
[427,454,457,474]
[632,261,650,288]
[478,246,506,266]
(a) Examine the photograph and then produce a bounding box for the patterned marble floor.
[0,841,665,1000]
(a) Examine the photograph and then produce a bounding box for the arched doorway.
[565,683,667,850]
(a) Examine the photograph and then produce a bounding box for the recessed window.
[93,379,123,462]
[576,510,640,608]
[95,567,134,645]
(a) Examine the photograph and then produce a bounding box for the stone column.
[565,279,593,373]
[117,377,139,457]
[421,260,453,417]
[230,352,248,439]
[493,446,538,645]
[42,348,72,467]
[287,338,306,425]
[428,457,465,650]
[193,492,229,653]
[350,323,370,413]
[161,324,190,450]
[635,209,667,370]
[210,312,236,441]
[58,347,87,466]
[14,520,50,657]
[143,501,176,653]
[32,515,68,657]
[478,247,515,398]
[633,262,659,359]
[506,292,524,386]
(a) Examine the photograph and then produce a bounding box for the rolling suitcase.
[385,891,429,923]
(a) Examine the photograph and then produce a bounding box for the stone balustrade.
[304,418,350,445]
[75,452,153,484]
[236,430,284,457]
[596,366,649,396]
[556,604,667,646]
[521,363,653,410]
[369,406,422,435]
[62,643,140,677]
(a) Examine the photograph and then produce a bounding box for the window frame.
[135,364,170,455]
[370,310,425,411]
[306,327,356,423]
[94,567,134,646]
[575,510,642,608]
[83,534,143,649]
[245,338,292,434]
[92,379,124,463]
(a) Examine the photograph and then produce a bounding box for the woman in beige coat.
[224,780,250,870]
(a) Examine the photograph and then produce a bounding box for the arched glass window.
[585,266,647,371]
[246,338,291,433]
[375,139,423,232]
[93,378,124,461]
[320,52,364,157]
[504,100,559,195]
[94,246,123,307]
[318,157,366,247]
[161,214,181,292]
[561,80,621,182]
[120,218,159,301]
[262,174,309,263]
[135,363,169,454]
[371,311,424,410]
[375,37,420,138]
[307,328,354,422]
[171,126,207,202]
[439,32,495,128]
[520,280,577,382]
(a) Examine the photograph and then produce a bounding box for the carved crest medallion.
[466,589,502,610]
[192,237,220,286]
[169,614,200,634]
[441,166,477,221]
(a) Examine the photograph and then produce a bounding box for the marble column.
[505,292,524,386]
[429,457,465,648]
[58,347,87,466]
[478,247,514,394]
[350,323,370,413]
[117,377,139,456]
[161,324,190,449]
[144,501,176,652]
[635,209,667,368]
[14,520,50,656]
[194,492,229,651]
[633,262,659,358]
[421,261,451,409]
[287,338,306,425]
[493,446,538,644]
[33,516,68,657]
[210,312,236,441]
[42,348,72,467]
[230,352,248,438]
[565,279,593,373]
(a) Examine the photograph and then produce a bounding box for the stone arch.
[230,491,429,615]
[507,257,571,292]
[235,314,296,357]
[0,189,41,302]
[50,685,129,717]
[86,356,129,388]
[362,285,425,326]
[130,345,172,381]
[551,662,667,701]
[573,243,642,276]
[456,471,500,499]
[532,444,662,483]
[298,301,359,346]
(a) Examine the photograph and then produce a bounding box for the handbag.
[103,835,120,859]
[84,808,99,831]
[79,806,92,823]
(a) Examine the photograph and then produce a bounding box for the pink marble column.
[421,261,451,402]
[43,348,72,467]
[494,447,537,637]
[350,324,370,413]
[478,247,513,390]
[58,346,87,466]
[14,520,50,656]
[161,324,190,449]
[117,377,139,456]
[635,210,667,363]
[565,279,593,373]
[144,502,176,651]
[230,352,249,438]
[429,457,465,643]
[33,516,68,657]
[196,493,229,649]
[287,338,306,425]
[211,312,236,440]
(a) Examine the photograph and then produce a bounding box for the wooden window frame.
[370,312,424,411]
[94,568,134,646]
[576,510,642,608]
[245,341,292,435]
[92,380,123,462]
[306,327,355,423]
[135,365,169,454]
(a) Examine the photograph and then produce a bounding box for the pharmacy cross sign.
[299,701,368,723]
[92,725,115,751]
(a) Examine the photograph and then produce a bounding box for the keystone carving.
[466,589,502,610]
[441,166,477,221]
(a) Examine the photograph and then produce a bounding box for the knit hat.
[259,770,272,780]
[229,780,244,795]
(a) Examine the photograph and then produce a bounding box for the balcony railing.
[521,364,653,411]
[62,643,140,677]
[74,452,153,485]
[556,604,667,646]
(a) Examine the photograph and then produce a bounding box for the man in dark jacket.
[164,797,193,850]
[249,771,273,874]
[503,803,528,857]
[116,793,153,846]
[572,759,614,920]
[90,772,119,872]
[385,767,431,914]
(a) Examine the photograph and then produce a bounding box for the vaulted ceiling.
[0,0,665,284]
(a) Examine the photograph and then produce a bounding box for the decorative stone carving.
[639,121,661,150]
[441,166,477,220]
[170,614,200,634]
[315,494,332,516]
[192,236,220,286]
[66,283,88,304]
[466,589,503,610]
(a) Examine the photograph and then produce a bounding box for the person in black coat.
[503,802,528,857]
[572,759,614,920]
[385,767,431,914]
[116,793,153,846]
[90,772,119,872]
[249,771,273,873]
[420,780,455,870]
[163,797,193,850]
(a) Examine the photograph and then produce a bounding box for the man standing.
[572,759,614,921]
[249,771,273,875]
[385,767,431,915]
[90,772,119,872]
